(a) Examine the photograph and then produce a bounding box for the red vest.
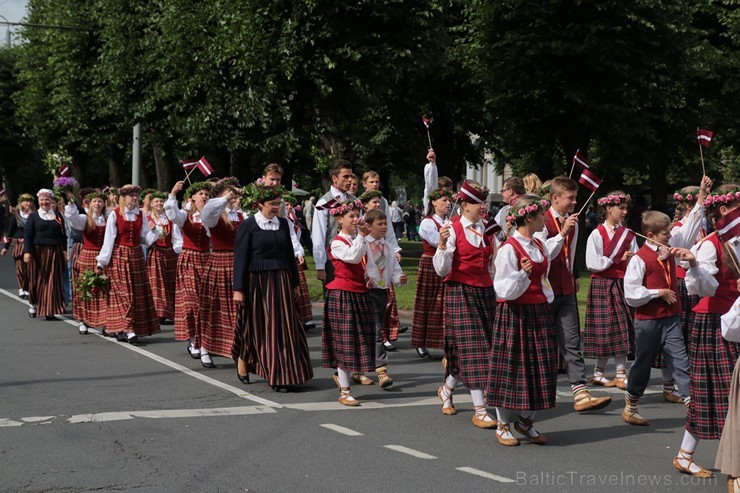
[326,235,367,293]
[544,209,575,295]
[693,234,739,314]
[210,216,241,251]
[591,224,628,279]
[444,220,493,288]
[634,244,681,320]
[148,214,173,248]
[499,236,549,304]
[181,218,210,252]
[113,209,142,247]
[82,223,106,251]
[421,215,443,256]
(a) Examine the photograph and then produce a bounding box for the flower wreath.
[427,189,453,201]
[18,193,35,203]
[536,184,551,198]
[283,191,298,206]
[506,199,550,225]
[84,192,109,202]
[184,181,212,200]
[703,189,740,208]
[359,190,383,203]
[597,193,631,207]
[329,199,363,218]
[118,185,142,197]
[241,184,287,210]
[211,176,241,197]
[673,190,699,203]
[138,188,157,203]
[149,190,168,201]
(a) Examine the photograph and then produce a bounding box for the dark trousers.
[369,288,389,368]
[550,293,587,386]
[321,260,336,300]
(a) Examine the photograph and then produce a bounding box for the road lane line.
[320,424,364,436]
[456,466,516,483]
[383,445,436,459]
[67,405,277,423]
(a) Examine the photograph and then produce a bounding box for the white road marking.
[319,424,364,436]
[67,405,276,423]
[0,419,24,427]
[21,416,56,423]
[383,445,436,459]
[456,466,516,483]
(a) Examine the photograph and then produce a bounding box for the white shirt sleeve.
[419,218,441,246]
[141,218,160,247]
[165,195,187,228]
[64,203,87,231]
[623,254,660,307]
[96,212,118,267]
[423,162,438,211]
[432,224,456,278]
[494,243,531,300]
[289,221,304,257]
[586,229,614,272]
[200,197,228,229]
[721,296,740,342]
[330,235,366,264]
[312,202,329,269]
[669,202,705,249]
[382,199,401,253]
[535,225,565,259]
[172,224,183,254]
[684,239,720,297]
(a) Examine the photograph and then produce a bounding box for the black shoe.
[237,371,250,385]
[101,328,115,337]
[200,355,215,368]
[127,334,139,344]
[187,344,201,359]
[416,348,431,358]
[45,315,57,321]
[398,326,409,334]
[304,321,316,330]
[115,332,127,342]
[271,385,288,392]
[383,340,397,351]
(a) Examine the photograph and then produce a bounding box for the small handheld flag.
[59,165,70,177]
[715,207,740,243]
[568,149,589,178]
[697,129,713,147]
[422,117,432,148]
[577,169,602,193]
[315,198,339,211]
[182,158,198,170]
[0,187,5,197]
[603,227,636,262]
[197,156,214,177]
[101,185,110,194]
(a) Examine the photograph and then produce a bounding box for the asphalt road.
[0,254,727,492]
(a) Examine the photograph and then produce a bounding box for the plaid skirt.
[322,289,376,373]
[11,239,29,292]
[296,268,313,323]
[685,313,740,440]
[486,302,558,410]
[715,358,740,477]
[411,255,445,349]
[444,282,495,389]
[383,284,400,341]
[72,248,107,327]
[653,279,698,368]
[198,251,236,358]
[583,277,634,359]
[28,244,66,317]
[233,269,312,386]
[70,242,83,280]
[174,249,209,342]
[146,245,177,320]
[106,244,160,336]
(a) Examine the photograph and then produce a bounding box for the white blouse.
[585,224,638,273]
[330,232,366,264]
[433,216,495,281]
[418,214,446,247]
[64,203,106,231]
[495,231,553,303]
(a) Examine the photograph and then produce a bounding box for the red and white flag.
[101,185,110,193]
[315,198,339,211]
[603,226,636,263]
[182,158,198,170]
[715,207,740,242]
[59,165,70,177]
[422,117,430,128]
[573,150,589,170]
[484,218,502,238]
[197,156,214,177]
[577,168,602,192]
[697,128,713,147]
[0,187,5,197]
[1,236,8,244]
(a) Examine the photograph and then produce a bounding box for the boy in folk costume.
[283,192,314,330]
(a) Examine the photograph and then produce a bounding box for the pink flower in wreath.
[686,194,693,201]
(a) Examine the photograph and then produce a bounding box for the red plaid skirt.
[685,313,740,440]
[653,279,697,368]
[486,302,558,409]
[322,289,376,373]
[174,249,209,342]
[106,244,160,336]
[11,239,29,292]
[444,282,495,389]
[411,255,445,349]
[199,250,236,357]
[296,268,313,323]
[28,245,66,317]
[583,277,634,359]
[146,245,177,320]
[72,247,107,327]
[70,242,83,280]
[234,270,313,386]
[382,285,400,341]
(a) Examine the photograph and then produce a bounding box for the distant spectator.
[304,196,315,232]
[390,200,404,241]
[523,173,542,194]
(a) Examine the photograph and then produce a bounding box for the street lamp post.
[0,15,11,47]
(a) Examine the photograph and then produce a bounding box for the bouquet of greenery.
[74,270,110,302]
[43,150,73,177]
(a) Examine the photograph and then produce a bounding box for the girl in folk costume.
[321,199,375,406]
[23,189,67,319]
[96,185,161,343]
[1,193,35,299]
[105,189,119,219]
[64,191,108,335]
[584,191,637,389]
[412,188,452,358]
[198,177,245,368]
[233,185,312,389]
[146,191,176,322]
[165,181,212,361]
[488,195,558,446]
[676,185,740,478]
[283,193,314,329]
[433,182,498,430]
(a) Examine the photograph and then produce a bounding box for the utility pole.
[132,123,141,186]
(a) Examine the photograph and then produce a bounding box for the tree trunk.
[107,144,121,187]
[151,134,169,191]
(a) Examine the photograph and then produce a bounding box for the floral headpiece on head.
[118,185,142,197]
[703,188,740,208]
[138,188,157,203]
[329,199,363,218]
[85,191,109,202]
[241,184,287,210]
[79,187,97,199]
[506,198,550,225]
[537,184,551,198]
[106,187,118,196]
[184,182,212,200]
[673,190,699,203]
[427,189,453,201]
[597,193,631,207]
[359,190,383,204]
[211,176,241,197]
[18,193,34,203]
[150,191,168,201]
[283,191,297,206]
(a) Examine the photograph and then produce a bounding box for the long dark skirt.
[583,277,634,359]
[411,255,445,349]
[28,244,66,317]
[321,288,376,373]
[106,244,160,336]
[295,268,313,323]
[199,251,236,358]
[174,249,209,342]
[72,248,108,327]
[11,239,29,293]
[234,270,313,386]
[146,245,176,320]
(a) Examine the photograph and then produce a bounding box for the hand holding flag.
[422,117,432,148]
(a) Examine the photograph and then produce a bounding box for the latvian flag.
[603,226,636,263]
[715,206,740,243]
[422,117,430,128]
[315,198,339,211]
[1,236,8,245]
[484,218,502,238]
[577,168,602,192]
[101,185,110,193]
[697,128,713,147]
[58,165,70,177]
[573,150,589,170]
[0,187,5,197]
[182,158,198,171]
[197,156,214,177]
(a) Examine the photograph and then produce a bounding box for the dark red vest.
[421,215,444,256]
[326,235,367,293]
[113,209,142,247]
[181,217,210,252]
[149,214,173,248]
[82,223,106,251]
[444,219,493,288]
[634,244,681,320]
[499,236,549,304]
[591,224,628,279]
[693,234,739,314]
[544,209,575,295]
[210,216,241,251]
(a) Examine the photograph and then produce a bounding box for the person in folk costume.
[531,176,613,413]
[165,180,212,361]
[716,279,740,493]
[146,191,177,323]
[95,185,161,343]
[412,188,452,358]
[319,197,377,405]
[196,177,245,368]
[621,211,693,429]
[433,181,498,430]
[1,193,36,299]
[105,188,119,219]
[233,185,312,390]
[675,185,740,479]
[64,191,109,335]
[23,189,68,319]
[487,195,559,446]
[283,192,314,330]
[584,191,637,389]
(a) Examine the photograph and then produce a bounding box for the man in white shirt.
[423,149,438,213]
[494,176,526,235]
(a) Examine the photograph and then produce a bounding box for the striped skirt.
[28,244,66,317]
[146,245,177,320]
[444,282,495,389]
[411,255,445,349]
[296,267,313,323]
[322,289,376,373]
[234,269,313,386]
[72,248,108,327]
[653,278,698,368]
[583,277,634,359]
[11,239,29,293]
[685,313,740,440]
[382,285,400,341]
[486,302,558,410]
[70,242,83,280]
[106,244,160,336]
[199,250,236,358]
[174,249,209,342]
[715,358,740,477]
